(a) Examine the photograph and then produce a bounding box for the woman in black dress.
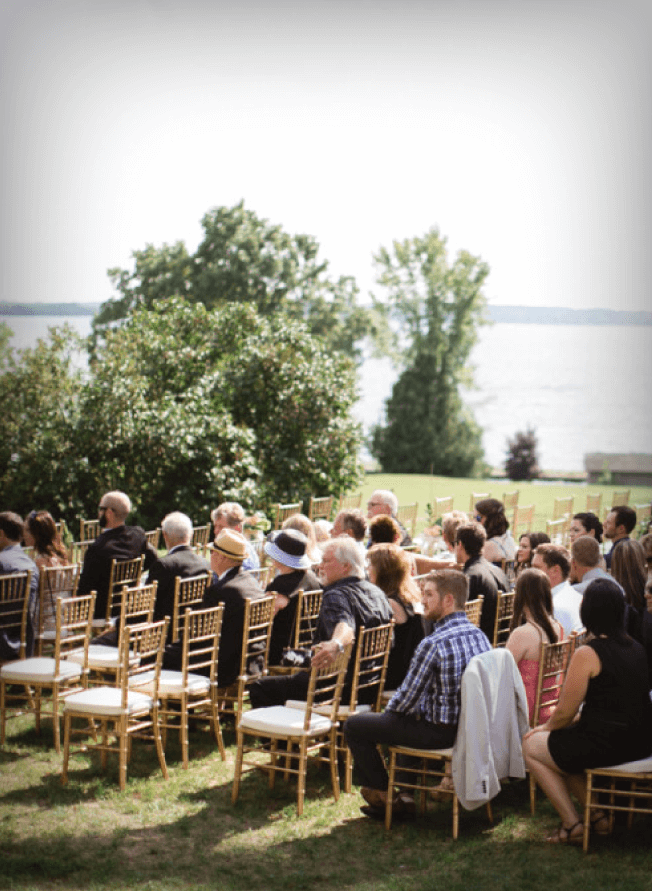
[366,543,424,689]
[523,578,652,844]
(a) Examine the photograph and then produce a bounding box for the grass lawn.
[354,473,652,536]
[2,713,651,891]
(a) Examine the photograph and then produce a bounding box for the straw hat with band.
[211,528,248,563]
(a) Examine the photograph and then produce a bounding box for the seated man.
[249,536,393,708]
[77,490,157,620]
[455,522,507,642]
[603,505,637,569]
[532,543,583,636]
[148,511,210,632]
[344,569,491,816]
[211,502,259,572]
[331,508,367,561]
[367,489,412,547]
[0,511,39,660]
[571,535,614,595]
[164,528,263,688]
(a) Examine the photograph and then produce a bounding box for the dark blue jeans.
[344,710,457,791]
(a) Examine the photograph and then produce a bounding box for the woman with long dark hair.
[366,543,424,689]
[474,498,516,563]
[506,567,563,723]
[523,578,652,844]
[569,511,603,544]
[514,531,550,577]
[23,510,69,634]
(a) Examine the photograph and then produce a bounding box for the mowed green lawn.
[355,473,652,535]
[2,710,651,891]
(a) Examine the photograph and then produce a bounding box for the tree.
[505,427,540,481]
[370,228,489,476]
[94,202,376,361]
[0,300,363,529]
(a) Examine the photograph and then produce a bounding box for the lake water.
[4,314,652,473]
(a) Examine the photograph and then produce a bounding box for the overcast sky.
[1,0,651,313]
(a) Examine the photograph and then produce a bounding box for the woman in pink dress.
[506,567,564,724]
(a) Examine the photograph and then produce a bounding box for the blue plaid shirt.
[386,611,491,725]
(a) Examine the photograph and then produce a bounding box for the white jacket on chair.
[452,647,529,810]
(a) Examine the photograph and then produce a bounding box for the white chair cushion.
[63,687,153,717]
[598,756,652,773]
[314,703,371,719]
[66,646,139,670]
[1,657,82,683]
[239,705,332,737]
[131,669,210,697]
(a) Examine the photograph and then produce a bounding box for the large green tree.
[370,228,489,477]
[94,202,376,361]
[0,300,363,529]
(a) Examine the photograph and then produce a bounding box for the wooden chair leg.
[231,729,244,804]
[61,714,71,785]
[153,707,169,781]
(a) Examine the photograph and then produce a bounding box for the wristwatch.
[333,639,344,654]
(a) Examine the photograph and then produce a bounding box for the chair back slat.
[105,556,145,623]
[237,595,275,678]
[273,502,303,530]
[36,563,80,649]
[309,495,334,522]
[54,593,96,673]
[585,493,602,515]
[469,492,490,514]
[493,591,515,647]
[67,540,93,564]
[292,589,323,649]
[304,643,352,727]
[145,528,161,550]
[191,525,211,549]
[611,489,630,507]
[120,618,168,706]
[0,571,32,661]
[171,573,210,642]
[397,503,418,539]
[464,596,484,628]
[531,637,573,727]
[79,519,100,542]
[347,622,393,713]
[338,493,362,512]
[181,605,224,682]
[433,496,453,519]
[512,504,535,538]
[552,496,574,521]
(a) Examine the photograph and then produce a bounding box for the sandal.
[545,821,584,845]
[590,811,611,836]
[429,776,455,802]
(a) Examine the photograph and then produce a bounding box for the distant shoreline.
[1,301,651,326]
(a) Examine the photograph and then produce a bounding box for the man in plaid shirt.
[344,568,491,817]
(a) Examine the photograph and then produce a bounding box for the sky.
[1,0,651,315]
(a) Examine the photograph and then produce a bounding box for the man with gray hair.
[78,490,157,620]
[367,489,411,546]
[249,535,392,709]
[148,511,211,627]
[211,501,259,570]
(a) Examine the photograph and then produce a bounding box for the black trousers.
[344,710,457,791]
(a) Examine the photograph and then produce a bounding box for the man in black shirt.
[249,537,392,708]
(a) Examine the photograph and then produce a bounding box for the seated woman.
[569,511,603,545]
[514,531,550,578]
[366,543,424,690]
[264,529,322,665]
[523,578,652,844]
[505,567,563,723]
[474,498,516,564]
[281,514,322,565]
[611,538,652,682]
[23,510,69,633]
